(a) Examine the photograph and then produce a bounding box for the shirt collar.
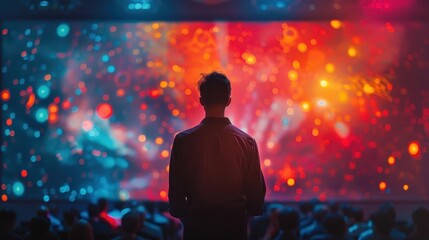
[201,117,231,125]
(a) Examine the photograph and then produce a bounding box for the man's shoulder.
[225,124,255,142]
[175,124,203,139]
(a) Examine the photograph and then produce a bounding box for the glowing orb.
[348,47,357,57]
[301,102,310,112]
[1,89,10,101]
[287,178,295,187]
[408,141,420,156]
[330,19,342,29]
[56,23,70,37]
[317,99,328,107]
[288,70,298,81]
[96,103,113,119]
[403,184,409,191]
[387,156,395,165]
[12,181,25,196]
[35,108,49,123]
[82,120,94,131]
[363,84,375,94]
[37,85,50,99]
[320,79,328,88]
[379,181,387,191]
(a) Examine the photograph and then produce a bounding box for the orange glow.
[242,52,256,65]
[264,159,271,167]
[138,135,146,142]
[363,84,375,94]
[172,109,180,116]
[48,104,59,113]
[301,102,310,112]
[287,178,296,187]
[26,93,35,109]
[325,63,335,73]
[288,70,298,81]
[312,128,319,137]
[21,170,28,177]
[320,79,328,87]
[387,156,395,165]
[160,190,167,199]
[48,114,58,123]
[403,184,409,191]
[330,19,342,29]
[6,118,12,126]
[160,81,168,88]
[408,141,420,156]
[155,137,164,145]
[348,47,357,57]
[184,89,192,95]
[1,89,10,101]
[161,150,169,158]
[297,43,308,52]
[379,181,387,191]
[116,89,125,97]
[1,194,7,202]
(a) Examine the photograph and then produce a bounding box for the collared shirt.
[168,117,266,218]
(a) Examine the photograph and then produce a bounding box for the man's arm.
[244,138,266,216]
[168,134,186,218]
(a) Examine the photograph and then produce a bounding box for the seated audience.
[273,207,300,240]
[69,219,94,240]
[113,211,147,240]
[311,213,353,240]
[0,209,22,240]
[300,204,329,240]
[23,216,58,240]
[348,207,370,240]
[407,207,429,240]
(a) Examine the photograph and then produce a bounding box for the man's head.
[198,71,231,108]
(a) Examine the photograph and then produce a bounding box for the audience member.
[98,198,120,229]
[113,211,147,240]
[23,216,58,240]
[300,204,329,240]
[0,209,22,240]
[273,207,300,240]
[348,207,370,240]
[311,213,353,240]
[69,219,94,240]
[407,207,429,240]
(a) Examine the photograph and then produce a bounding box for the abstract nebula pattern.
[1,21,429,202]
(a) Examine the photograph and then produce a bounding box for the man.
[168,71,266,239]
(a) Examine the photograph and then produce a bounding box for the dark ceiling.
[1,0,429,21]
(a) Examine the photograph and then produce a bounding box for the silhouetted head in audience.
[371,210,393,237]
[0,209,17,232]
[69,219,94,240]
[97,198,109,213]
[322,213,347,237]
[313,204,329,223]
[350,207,364,224]
[412,207,429,229]
[328,201,339,213]
[37,205,49,218]
[299,201,313,216]
[88,203,101,218]
[121,210,142,235]
[265,203,284,216]
[198,71,231,117]
[63,209,78,227]
[278,208,300,231]
[29,216,51,238]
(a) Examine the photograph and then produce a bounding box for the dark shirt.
[168,117,266,218]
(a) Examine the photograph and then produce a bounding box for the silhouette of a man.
[168,71,266,239]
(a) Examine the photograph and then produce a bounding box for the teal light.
[13,181,25,196]
[35,108,49,123]
[57,23,70,37]
[37,85,50,99]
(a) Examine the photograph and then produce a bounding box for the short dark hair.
[198,71,231,106]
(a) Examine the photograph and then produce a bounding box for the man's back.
[168,71,266,239]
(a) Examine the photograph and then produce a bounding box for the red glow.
[96,103,113,119]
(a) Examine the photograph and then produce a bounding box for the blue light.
[37,85,50,99]
[13,181,25,196]
[40,1,49,7]
[57,23,70,37]
[43,195,50,202]
[128,3,135,9]
[135,3,142,9]
[107,65,115,73]
[35,108,48,123]
[102,54,110,62]
[37,180,43,187]
[31,155,37,162]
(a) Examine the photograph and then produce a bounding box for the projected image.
[1,21,428,202]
